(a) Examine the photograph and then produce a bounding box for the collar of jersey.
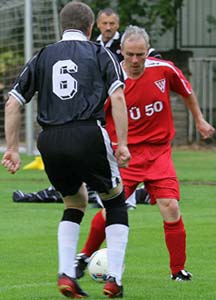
[120,60,153,80]
[62,30,88,41]
[96,31,120,47]
[120,61,128,80]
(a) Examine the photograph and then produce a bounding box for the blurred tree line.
[0,0,185,89]
[59,0,184,40]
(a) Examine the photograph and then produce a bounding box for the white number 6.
[52,60,78,100]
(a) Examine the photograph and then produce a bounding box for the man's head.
[96,8,119,42]
[121,25,150,78]
[60,1,95,38]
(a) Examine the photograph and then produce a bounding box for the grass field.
[0,149,216,300]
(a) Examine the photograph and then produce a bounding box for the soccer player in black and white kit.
[1,1,130,298]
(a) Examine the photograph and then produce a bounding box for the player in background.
[95,7,123,62]
[1,2,131,298]
[75,25,215,281]
[96,7,161,62]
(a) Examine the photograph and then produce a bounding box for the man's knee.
[102,190,128,226]
[63,183,88,212]
[63,196,88,212]
[157,198,180,221]
[99,182,123,201]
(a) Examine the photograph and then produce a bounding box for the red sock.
[80,209,106,257]
[163,216,186,275]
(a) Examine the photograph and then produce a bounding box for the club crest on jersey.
[154,79,166,93]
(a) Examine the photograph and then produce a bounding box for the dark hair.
[60,1,95,35]
[96,7,119,22]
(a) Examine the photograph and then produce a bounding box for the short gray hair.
[121,25,150,47]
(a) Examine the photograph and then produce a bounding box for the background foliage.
[60,0,184,39]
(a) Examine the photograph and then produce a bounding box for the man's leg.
[82,209,106,257]
[75,183,140,279]
[157,198,192,281]
[75,208,106,279]
[100,183,129,298]
[57,183,89,298]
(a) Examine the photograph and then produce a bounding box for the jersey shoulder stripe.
[145,58,178,72]
[103,46,122,80]
[145,58,192,94]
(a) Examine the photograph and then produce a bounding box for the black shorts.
[37,121,121,197]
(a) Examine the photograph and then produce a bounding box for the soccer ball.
[87,248,108,282]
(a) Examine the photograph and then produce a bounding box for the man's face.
[97,13,119,42]
[121,37,148,78]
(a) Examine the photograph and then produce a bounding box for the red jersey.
[105,57,192,145]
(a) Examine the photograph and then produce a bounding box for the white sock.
[58,221,80,278]
[105,224,129,285]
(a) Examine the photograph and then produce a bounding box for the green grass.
[0,150,216,300]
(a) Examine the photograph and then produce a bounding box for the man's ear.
[120,44,124,56]
[86,24,93,40]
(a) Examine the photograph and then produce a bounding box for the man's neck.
[122,62,145,79]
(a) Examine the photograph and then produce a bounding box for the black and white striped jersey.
[9,30,124,126]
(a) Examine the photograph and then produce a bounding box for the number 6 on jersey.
[53,59,78,100]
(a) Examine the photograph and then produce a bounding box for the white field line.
[0,281,54,292]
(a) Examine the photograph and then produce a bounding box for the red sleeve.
[166,60,192,97]
[104,98,117,143]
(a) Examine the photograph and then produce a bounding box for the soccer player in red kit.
[75,25,215,281]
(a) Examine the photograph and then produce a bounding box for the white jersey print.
[154,78,166,93]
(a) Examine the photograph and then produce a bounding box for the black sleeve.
[97,46,124,94]
[9,53,39,104]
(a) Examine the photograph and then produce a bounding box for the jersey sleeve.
[167,61,192,97]
[9,54,38,105]
[97,46,125,96]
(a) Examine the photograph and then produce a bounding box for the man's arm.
[182,90,215,139]
[1,95,22,174]
[109,87,130,167]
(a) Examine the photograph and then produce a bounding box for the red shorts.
[119,142,180,204]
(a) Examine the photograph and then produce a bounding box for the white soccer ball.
[87,248,108,282]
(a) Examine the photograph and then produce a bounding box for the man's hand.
[196,119,215,139]
[115,145,131,168]
[1,150,21,174]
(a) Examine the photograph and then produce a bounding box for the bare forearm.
[110,88,130,167]
[182,90,215,138]
[110,88,128,146]
[5,96,22,151]
[182,91,203,122]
